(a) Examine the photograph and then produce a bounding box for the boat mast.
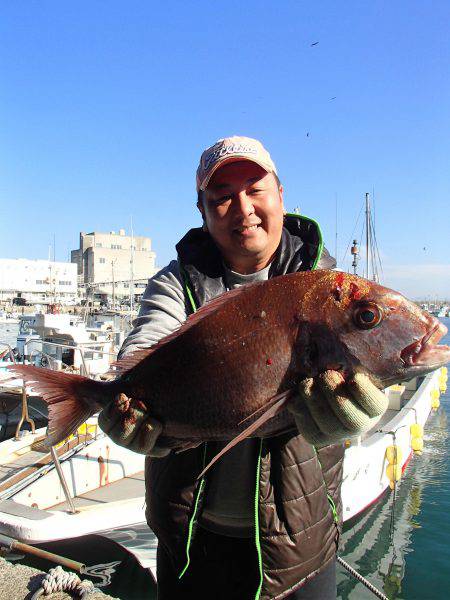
[365,192,370,280]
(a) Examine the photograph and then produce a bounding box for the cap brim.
[199,156,273,191]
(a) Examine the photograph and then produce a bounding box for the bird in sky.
[330,96,337,100]
[310,41,319,46]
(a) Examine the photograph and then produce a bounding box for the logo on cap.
[196,135,277,191]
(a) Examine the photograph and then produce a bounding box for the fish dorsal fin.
[113,284,258,375]
[196,388,295,480]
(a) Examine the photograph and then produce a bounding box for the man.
[99,136,387,599]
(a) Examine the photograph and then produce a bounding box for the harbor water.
[1,320,449,599]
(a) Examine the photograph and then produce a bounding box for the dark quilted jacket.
[145,215,345,599]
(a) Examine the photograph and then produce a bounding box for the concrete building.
[71,228,157,303]
[0,259,78,304]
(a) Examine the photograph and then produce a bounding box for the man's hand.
[288,371,388,446]
[98,393,170,457]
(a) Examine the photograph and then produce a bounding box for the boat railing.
[0,342,17,364]
[23,339,117,377]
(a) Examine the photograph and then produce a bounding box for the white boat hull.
[341,369,443,522]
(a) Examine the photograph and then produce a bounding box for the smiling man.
[198,158,284,274]
[99,136,388,600]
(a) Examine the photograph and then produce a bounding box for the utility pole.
[130,217,135,314]
[111,259,116,309]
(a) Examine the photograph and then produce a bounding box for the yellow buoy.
[410,423,423,438]
[386,463,402,481]
[431,388,440,409]
[386,445,403,464]
[386,445,403,486]
[410,423,424,455]
[411,437,424,453]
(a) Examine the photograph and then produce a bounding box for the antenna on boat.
[351,240,359,274]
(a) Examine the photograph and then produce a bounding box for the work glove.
[289,371,388,446]
[98,393,170,457]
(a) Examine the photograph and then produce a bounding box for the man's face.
[199,161,284,274]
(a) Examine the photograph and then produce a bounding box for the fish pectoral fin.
[196,389,295,480]
[237,389,296,426]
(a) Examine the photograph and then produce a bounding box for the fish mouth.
[401,321,450,368]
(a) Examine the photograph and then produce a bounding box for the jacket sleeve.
[317,246,337,270]
[118,260,187,359]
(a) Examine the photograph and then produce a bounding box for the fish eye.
[353,302,383,330]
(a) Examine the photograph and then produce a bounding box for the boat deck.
[362,408,398,440]
[0,449,46,485]
[50,470,145,511]
[0,434,92,496]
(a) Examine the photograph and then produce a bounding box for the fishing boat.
[0,312,19,325]
[0,418,145,544]
[0,311,132,442]
[341,367,447,521]
[341,194,448,519]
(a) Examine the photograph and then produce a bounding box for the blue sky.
[1,1,449,299]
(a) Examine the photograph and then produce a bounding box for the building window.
[36,279,45,284]
[59,280,71,286]
[123,282,129,288]
[111,244,122,250]
[96,243,102,247]
[99,258,106,264]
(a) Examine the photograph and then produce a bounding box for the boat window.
[62,348,74,366]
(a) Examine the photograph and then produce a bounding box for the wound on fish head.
[332,272,345,302]
[349,283,362,301]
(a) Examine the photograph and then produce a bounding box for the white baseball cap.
[196,135,278,192]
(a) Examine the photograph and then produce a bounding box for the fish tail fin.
[196,390,294,480]
[7,365,114,450]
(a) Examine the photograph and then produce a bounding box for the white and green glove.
[289,371,388,446]
[98,393,170,457]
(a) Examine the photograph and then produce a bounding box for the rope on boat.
[337,556,389,600]
[31,565,98,599]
